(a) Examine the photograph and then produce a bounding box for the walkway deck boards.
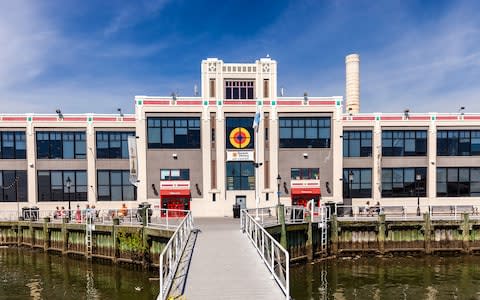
[184,218,284,300]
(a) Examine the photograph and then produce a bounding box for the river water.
[290,255,480,300]
[0,248,159,300]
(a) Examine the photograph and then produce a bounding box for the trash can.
[233,204,241,218]
[137,202,152,224]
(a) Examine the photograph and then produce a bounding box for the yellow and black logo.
[229,127,251,149]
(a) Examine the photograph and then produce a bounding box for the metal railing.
[240,209,290,300]
[335,204,480,221]
[158,210,194,300]
[0,208,188,229]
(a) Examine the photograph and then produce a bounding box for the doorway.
[235,195,247,210]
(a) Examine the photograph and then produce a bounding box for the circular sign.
[229,127,251,149]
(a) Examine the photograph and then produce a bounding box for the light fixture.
[117,108,123,117]
[303,92,308,104]
[195,183,201,196]
[151,184,158,196]
[404,109,410,119]
[55,109,63,118]
[172,153,178,159]
[171,92,177,101]
[303,153,308,159]
[459,106,466,115]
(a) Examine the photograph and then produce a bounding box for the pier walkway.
[184,218,284,300]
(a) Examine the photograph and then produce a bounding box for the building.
[1,55,479,217]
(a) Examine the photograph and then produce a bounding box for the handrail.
[158,211,194,300]
[240,209,290,299]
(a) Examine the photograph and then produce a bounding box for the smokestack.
[345,54,360,114]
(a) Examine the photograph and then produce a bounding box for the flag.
[252,111,261,132]
[128,136,139,187]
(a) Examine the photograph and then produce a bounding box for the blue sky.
[1,0,480,114]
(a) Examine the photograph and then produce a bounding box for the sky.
[1,0,480,114]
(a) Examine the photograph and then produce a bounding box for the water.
[0,248,159,300]
[291,255,480,300]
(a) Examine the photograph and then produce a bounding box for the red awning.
[291,187,321,195]
[160,189,190,196]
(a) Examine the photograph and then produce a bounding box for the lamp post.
[15,176,20,220]
[66,176,72,220]
[348,170,354,216]
[416,174,421,216]
[276,174,282,205]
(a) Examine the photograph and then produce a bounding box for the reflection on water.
[291,255,480,300]
[0,248,159,300]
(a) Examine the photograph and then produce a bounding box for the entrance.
[292,195,320,208]
[235,195,247,210]
[161,197,190,217]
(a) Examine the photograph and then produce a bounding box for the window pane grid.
[36,131,86,159]
[343,168,372,198]
[279,117,331,148]
[381,167,427,197]
[438,130,480,156]
[0,131,26,159]
[147,117,201,149]
[0,170,28,202]
[97,170,137,201]
[437,167,480,197]
[343,131,372,157]
[96,131,135,159]
[382,130,427,156]
[37,170,87,202]
[226,162,255,190]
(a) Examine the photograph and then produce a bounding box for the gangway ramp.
[184,218,284,300]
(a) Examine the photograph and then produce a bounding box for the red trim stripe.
[1,117,26,121]
[93,117,117,122]
[122,117,136,121]
[436,116,458,120]
[408,116,430,121]
[177,100,202,105]
[264,100,271,105]
[277,100,302,105]
[381,116,403,120]
[33,117,58,121]
[143,100,170,105]
[352,116,375,121]
[308,100,336,105]
[463,116,480,120]
[209,100,216,105]
[63,117,86,122]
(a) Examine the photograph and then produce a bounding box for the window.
[96,131,135,159]
[209,78,216,98]
[36,131,86,159]
[381,167,426,197]
[97,170,136,201]
[0,132,26,159]
[37,170,87,201]
[160,169,190,180]
[437,167,480,197]
[291,168,319,180]
[0,170,27,202]
[437,130,480,156]
[279,117,331,148]
[382,130,427,156]
[147,117,200,149]
[225,80,254,99]
[263,79,269,98]
[343,169,372,198]
[226,162,255,190]
[343,131,372,157]
[226,117,255,149]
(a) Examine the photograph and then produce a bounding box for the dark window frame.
[279,117,331,148]
[437,130,480,156]
[226,161,255,190]
[437,167,480,197]
[343,131,372,157]
[97,170,137,201]
[225,80,255,100]
[0,131,26,159]
[343,168,372,198]
[96,131,135,159]
[36,131,86,159]
[291,168,320,180]
[160,169,190,181]
[37,170,87,202]
[382,130,427,156]
[147,117,201,149]
[0,170,28,202]
[381,167,427,197]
